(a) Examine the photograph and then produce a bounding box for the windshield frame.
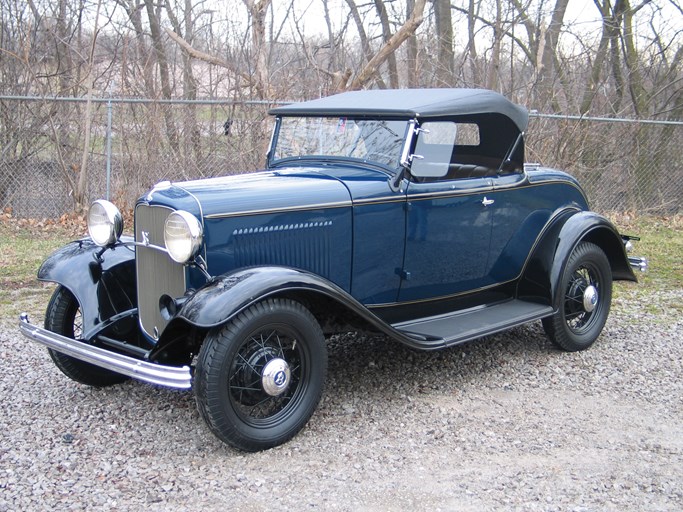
[268,116,410,173]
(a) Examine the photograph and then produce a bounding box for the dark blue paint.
[400,178,494,301]
[488,172,590,284]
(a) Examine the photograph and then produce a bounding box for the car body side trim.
[204,200,352,219]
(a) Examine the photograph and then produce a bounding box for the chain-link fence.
[0,97,276,218]
[527,114,683,214]
[1,96,681,218]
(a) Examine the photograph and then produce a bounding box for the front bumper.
[19,314,192,389]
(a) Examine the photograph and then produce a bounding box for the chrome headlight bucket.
[164,210,203,263]
[87,200,123,247]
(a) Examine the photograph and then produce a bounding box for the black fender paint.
[37,236,138,339]
[173,266,369,328]
[518,210,636,307]
[159,266,437,350]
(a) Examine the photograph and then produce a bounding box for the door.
[398,177,494,303]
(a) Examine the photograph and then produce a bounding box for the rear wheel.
[195,298,327,452]
[45,286,129,387]
[542,242,612,352]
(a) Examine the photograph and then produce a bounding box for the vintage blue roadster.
[20,88,646,451]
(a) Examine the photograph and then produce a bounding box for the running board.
[391,300,553,349]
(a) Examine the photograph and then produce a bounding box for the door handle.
[482,197,495,206]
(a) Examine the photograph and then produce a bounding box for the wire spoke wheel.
[543,242,612,352]
[195,298,327,452]
[229,327,303,423]
[45,286,128,387]
[564,265,600,333]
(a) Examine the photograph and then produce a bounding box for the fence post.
[106,98,112,200]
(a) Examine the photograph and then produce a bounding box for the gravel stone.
[1,288,681,511]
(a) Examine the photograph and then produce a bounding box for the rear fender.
[518,211,636,305]
[37,237,137,337]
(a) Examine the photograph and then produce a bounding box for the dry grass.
[1,212,680,321]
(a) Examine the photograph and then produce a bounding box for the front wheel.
[45,286,129,387]
[194,298,327,452]
[542,242,613,352]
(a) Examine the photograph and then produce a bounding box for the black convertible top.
[270,88,528,132]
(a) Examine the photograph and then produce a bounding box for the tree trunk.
[486,0,502,91]
[115,0,156,96]
[465,0,481,86]
[373,0,399,88]
[165,0,201,166]
[144,0,179,152]
[75,0,103,213]
[322,0,337,72]
[536,0,570,112]
[345,0,387,88]
[620,0,648,116]
[348,0,426,91]
[242,0,272,99]
[579,0,612,115]
[406,0,419,87]
[609,1,626,114]
[433,0,455,87]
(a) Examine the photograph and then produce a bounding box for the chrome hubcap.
[261,358,291,397]
[583,285,598,313]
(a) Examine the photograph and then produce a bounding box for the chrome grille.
[135,204,185,340]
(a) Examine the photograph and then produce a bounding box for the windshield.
[272,117,408,169]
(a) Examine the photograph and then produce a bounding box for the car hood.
[141,169,352,218]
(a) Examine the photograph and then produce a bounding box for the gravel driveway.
[1,287,681,511]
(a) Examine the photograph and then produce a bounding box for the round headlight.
[164,211,203,263]
[87,200,123,247]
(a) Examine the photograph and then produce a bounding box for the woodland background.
[1,0,681,217]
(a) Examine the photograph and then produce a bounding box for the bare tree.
[242,0,272,99]
[579,0,615,115]
[114,0,156,97]
[464,0,482,85]
[144,0,180,151]
[534,0,570,111]
[373,0,400,88]
[74,0,104,212]
[433,0,455,86]
[345,0,388,88]
[165,0,202,162]
[406,0,420,87]
[620,0,650,116]
[347,0,427,90]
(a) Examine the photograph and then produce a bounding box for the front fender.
[172,266,357,329]
[37,236,137,336]
[160,266,440,351]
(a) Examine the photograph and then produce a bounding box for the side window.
[410,120,501,181]
[410,122,457,178]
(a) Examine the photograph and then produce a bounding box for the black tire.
[542,242,612,352]
[45,286,129,387]
[194,298,327,452]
